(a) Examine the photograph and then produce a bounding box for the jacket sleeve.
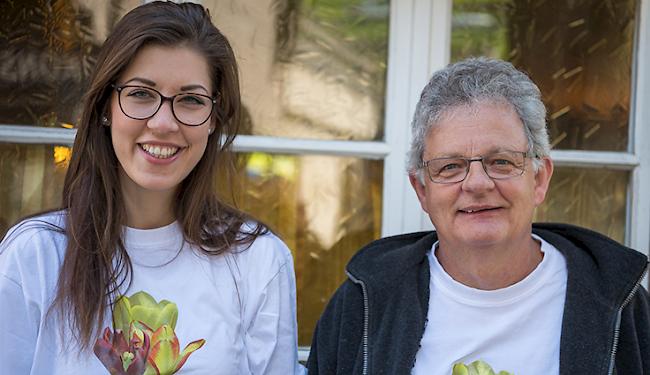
[307,279,365,374]
[616,286,650,374]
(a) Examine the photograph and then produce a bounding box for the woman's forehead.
[117,44,212,92]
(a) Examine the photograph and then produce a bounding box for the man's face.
[410,100,553,249]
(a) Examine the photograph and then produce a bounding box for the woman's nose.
[146,100,180,133]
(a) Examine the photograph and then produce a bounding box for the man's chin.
[457,230,507,248]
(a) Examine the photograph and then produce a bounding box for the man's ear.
[409,172,429,212]
[533,157,554,207]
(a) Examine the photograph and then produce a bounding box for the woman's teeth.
[140,144,180,159]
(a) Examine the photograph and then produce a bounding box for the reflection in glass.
[205,0,389,141]
[535,167,627,244]
[0,0,139,128]
[452,0,636,151]
[219,152,383,345]
[0,143,68,237]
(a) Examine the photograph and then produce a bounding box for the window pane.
[219,153,383,345]
[206,0,390,141]
[0,0,139,127]
[451,0,635,151]
[0,143,69,236]
[535,167,627,243]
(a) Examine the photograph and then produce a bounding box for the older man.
[306,57,650,375]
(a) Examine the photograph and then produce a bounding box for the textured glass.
[535,167,627,243]
[452,0,636,151]
[219,153,383,346]
[0,0,139,128]
[205,0,389,140]
[0,143,69,237]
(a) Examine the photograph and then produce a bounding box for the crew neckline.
[122,221,185,266]
[428,234,559,307]
[123,221,182,248]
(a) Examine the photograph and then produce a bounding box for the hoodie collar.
[346,223,647,307]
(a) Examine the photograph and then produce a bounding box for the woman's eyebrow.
[120,78,209,94]
[180,84,209,94]
[123,77,156,86]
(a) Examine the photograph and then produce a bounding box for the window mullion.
[630,0,650,256]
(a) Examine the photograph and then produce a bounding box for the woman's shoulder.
[234,222,294,272]
[0,210,67,270]
[2,210,66,242]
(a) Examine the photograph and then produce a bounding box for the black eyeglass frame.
[112,84,218,126]
[420,150,537,184]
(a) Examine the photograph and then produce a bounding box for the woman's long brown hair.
[51,1,266,349]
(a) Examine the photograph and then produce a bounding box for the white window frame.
[1,0,649,362]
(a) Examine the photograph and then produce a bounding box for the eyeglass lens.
[118,86,213,126]
[426,151,526,183]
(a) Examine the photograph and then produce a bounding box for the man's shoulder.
[346,231,437,281]
[533,222,648,303]
[533,222,645,262]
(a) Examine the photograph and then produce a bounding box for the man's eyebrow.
[430,147,520,159]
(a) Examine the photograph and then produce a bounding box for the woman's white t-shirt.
[0,211,303,374]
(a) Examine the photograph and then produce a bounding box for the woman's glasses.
[113,84,217,126]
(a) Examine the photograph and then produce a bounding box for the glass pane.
[0,143,69,236]
[219,153,383,346]
[205,0,389,141]
[451,0,636,151]
[535,167,627,244]
[0,0,139,127]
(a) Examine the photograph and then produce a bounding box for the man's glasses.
[420,150,534,184]
[113,85,217,126]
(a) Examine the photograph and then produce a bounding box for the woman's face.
[109,44,214,199]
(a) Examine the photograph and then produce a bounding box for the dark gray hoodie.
[307,223,650,375]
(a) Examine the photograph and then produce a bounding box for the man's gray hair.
[407,57,550,182]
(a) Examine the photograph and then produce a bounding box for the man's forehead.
[435,99,515,121]
[424,101,528,156]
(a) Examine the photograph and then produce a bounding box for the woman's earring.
[101,116,110,126]
[208,127,214,135]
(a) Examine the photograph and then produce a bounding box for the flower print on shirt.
[453,360,514,375]
[93,291,205,375]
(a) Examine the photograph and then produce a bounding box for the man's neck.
[434,235,543,290]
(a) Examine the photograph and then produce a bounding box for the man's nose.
[462,159,495,191]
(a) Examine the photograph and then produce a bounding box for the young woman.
[0,2,302,374]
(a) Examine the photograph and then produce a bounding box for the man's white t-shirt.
[412,235,568,375]
[0,212,304,374]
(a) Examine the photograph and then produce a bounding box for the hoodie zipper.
[606,261,648,375]
[346,270,370,375]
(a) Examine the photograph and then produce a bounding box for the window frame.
[1,0,649,362]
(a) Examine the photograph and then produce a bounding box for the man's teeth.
[140,144,179,159]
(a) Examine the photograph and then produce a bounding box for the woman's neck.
[120,179,176,229]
